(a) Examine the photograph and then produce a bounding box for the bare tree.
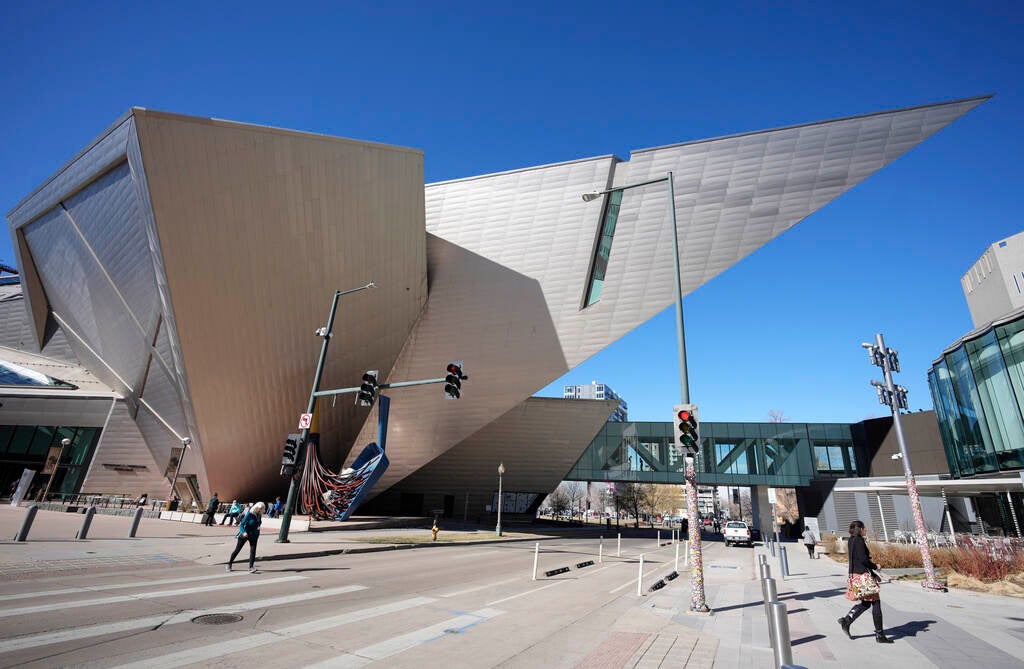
[767,409,789,423]
[544,487,570,518]
[614,482,650,528]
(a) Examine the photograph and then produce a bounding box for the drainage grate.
[192,614,244,625]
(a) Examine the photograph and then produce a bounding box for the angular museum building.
[2,97,987,517]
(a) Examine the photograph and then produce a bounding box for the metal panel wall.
[133,110,426,498]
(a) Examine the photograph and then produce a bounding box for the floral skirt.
[845,572,880,602]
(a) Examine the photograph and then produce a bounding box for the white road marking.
[449,550,499,560]
[439,575,522,597]
[0,584,367,653]
[106,597,437,669]
[0,575,308,619]
[0,572,246,601]
[486,580,566,605]
[304,608,505,669]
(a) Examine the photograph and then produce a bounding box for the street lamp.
[496,462,505,537]
[41,438,71,502]
[582,172,710,614]
[169,437,191,506]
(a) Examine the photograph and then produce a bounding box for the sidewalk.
[664,540,1024,668]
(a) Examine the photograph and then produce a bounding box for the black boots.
[838,617,852,639]
[875,631,894,644]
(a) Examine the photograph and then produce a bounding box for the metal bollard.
[128,507,144,538]
[769,538,776,557]
[532,542,539,580]
[617,533,621,557]
[684,539,690,568]
[779,545,790,577]
[769,601,794,668]
[763,577,778,649]
[76,506,97,540]
[758,553,767,565]
[599,536,604,563]
[637,554,645,595]
[14,504,39,542]
[656,531,660,548]
[759,561,772,581]
[674,542,680,571]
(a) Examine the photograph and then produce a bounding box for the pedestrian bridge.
[565,420,864,489]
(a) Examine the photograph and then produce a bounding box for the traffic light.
[444,361,466,399]
[673,404,700,455]
[281,434,302,477]
[355,370,379,406]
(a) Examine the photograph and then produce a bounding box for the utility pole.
[863,333,946,592]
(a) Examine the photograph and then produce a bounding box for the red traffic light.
[678,410,690,421]
[447,363,460,374]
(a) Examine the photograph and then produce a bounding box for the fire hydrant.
[431,519,440,542]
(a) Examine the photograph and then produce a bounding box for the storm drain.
[192,614,244,625]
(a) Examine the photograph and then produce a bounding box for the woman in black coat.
[838,520,893,643]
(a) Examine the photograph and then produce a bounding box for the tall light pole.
[496,462,505,537]
[582,172,710,613]
[863,333,946,592]
[278,282,377,543]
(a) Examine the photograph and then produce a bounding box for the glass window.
[28,426,55,456]
[928,361,973,477]
[966,330,1024,454]
[0,425,13,454]
[0,359,77,388]
[7,426,35,456]
[584,190,622,307]
[945,346,998,473]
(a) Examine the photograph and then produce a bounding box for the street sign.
[767,488,777,504]
[298,413,312,430]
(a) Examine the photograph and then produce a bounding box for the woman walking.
[838,520,893,643]
[227,501,264,573]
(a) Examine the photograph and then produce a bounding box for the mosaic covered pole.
[873,333,946,592]
[686,456,710,612]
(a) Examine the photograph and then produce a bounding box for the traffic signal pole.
[278,283,375,543]
[667,172,711,614]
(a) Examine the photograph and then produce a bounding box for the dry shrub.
[867,542,922,569]
[821,533,839,554]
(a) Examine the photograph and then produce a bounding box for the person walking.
[838,520,893,643]
[227,501,264,573]
[203,492,219,526]
[801,526,817,558]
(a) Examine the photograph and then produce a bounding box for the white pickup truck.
[723,521,754,547]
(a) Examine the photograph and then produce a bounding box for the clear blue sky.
[2,2,1021,424]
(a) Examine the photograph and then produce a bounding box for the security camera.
[182,437,192,447]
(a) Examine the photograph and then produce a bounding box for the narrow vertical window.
[584,190,623,307]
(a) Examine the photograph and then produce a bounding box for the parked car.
[724,521,754,547]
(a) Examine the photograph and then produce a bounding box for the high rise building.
[961,230,1024,328]
[563,382,628,421]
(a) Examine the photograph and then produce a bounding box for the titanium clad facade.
[6,97,987,505]
[357,96,988,500]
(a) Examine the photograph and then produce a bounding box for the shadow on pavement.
[280,567,351,573]
[791,634,826,646]
[888,619,936,640]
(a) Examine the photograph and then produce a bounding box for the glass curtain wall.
[0,425,100,496]
[928,313,1024,477]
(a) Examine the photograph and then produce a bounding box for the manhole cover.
[192,614,244,625]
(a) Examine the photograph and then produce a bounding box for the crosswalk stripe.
[0,575,307,619]
[106,596,436,669]
[1,572,246,601]
[304,608,505,669]
[439,575,522,597]
[486,580,565,605]
[0,584,367,653]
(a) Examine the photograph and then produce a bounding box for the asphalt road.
[0,533,737,668]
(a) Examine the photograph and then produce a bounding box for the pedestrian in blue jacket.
[227,501,265,573]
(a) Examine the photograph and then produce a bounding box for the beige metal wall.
[133,111,426,499]
[368,397,617,517]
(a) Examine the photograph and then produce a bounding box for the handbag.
[845,572,880,601]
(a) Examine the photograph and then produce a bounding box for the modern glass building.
[928,307,1024,478]
[565,420,865,488]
